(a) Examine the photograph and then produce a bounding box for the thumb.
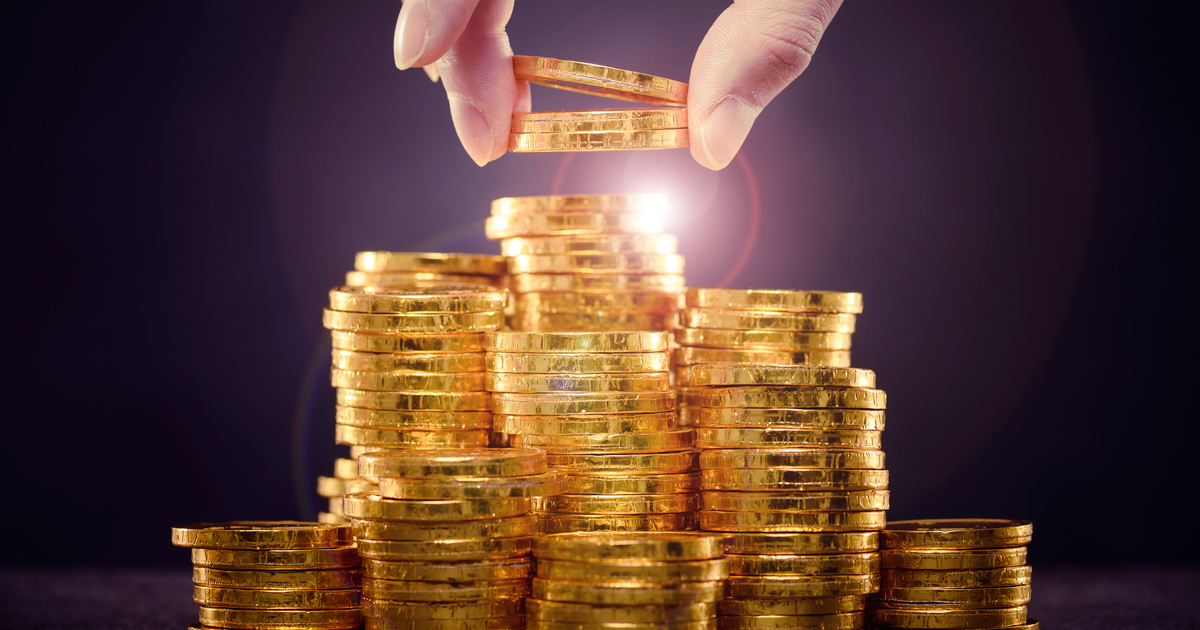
[687,0,843,170]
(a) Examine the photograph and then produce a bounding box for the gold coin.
[365,617,526,630]
[674,347,851,368]
[486,372,671,393]
[535,531,726,561]
[882,566,1033,589]
[332,350,486,373]
[355,537,532,562]
[535,492,698,515]
[527,598,715,623]
[696,429,882,450]
[335,407,491,430]
[349,445,394,458]
[316,476,346,498]
[193,585,360,609]
[361,558,532,582]
[545,451,696,474]
[333,458,358,479]
[332,369,486,392]
[501,234,678,256]
[323,309,503,334]
[696,408,885,430]
[191,547,360,570]
[328,498,344,518]
[676,329,852,351]
[362,577,530,602]
[528,621,715,630]
[358,448,547,479]
[377,471,567,500]
[197,606,362,630]
[352,515,537,541]
[562,472,699,495]
[492,391,676,415]
[330,331,485,353]
[866,605,1027,629]
[531,578,723,606]
[318,512,346,524]
[702,491,889,512]
[701,449,884,470]
[171,522,351,550]
[724,532,878,556]
[511,109,687,133]
[494,412,676,435]
[680,309,857,333]
[881,547,1029,570]
[353,252,508,276]
[538,512,699,534]
[328,285,507,314]
[700,387,885,410]
[882,519,1034,550]
[491,193,668,215]
[717,612,863,630]
[512,311,673,331]
[344,271,503,288]
[487,331,670,353]
[511,273,686,293]
[717,596,866,616]
[512,56,688,105]
[700,510,887,532]
[685,366,874,389]
[361,597,524,620]
[487,351,671,373]
[515,291,678,314]
[485,212,667,239]
[508,253,685,275]
[335,426,490,448]
[878,585,1032,608]
[341,493,531,521]
[537,558,728,582]
[701,469,889,492]
[686,289,863,314]
[193,567,361,589]
[337,388,491,411]
[726,552,879,576]
[725,574,879,598]
[510,429,692,454]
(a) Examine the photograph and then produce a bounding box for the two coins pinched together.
[486,194,683,333]
[172,522,361,630]
[510,55,688,152]
[867,519,1037,630]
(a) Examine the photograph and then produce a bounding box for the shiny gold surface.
[485,212,667,239]
[880,547,1029,570]
[696,408,885,430]
[192,567,361,589]
[865,605,1027,629]
[191,547,360,570]
[362,577,530,602]
[512,56,688,105]
[500,234,678,256]
[702,491,890,512]
[511,311,673,332]
[724,532,880,555]
[511,109,687,133]
[881,519,1033,550]
[545,450,696,474]
[492,391,677,415]
[360,558,532,582]
[337,388,491,411]
[701,468,889,491]
[530,578,723,605]
[334,426,490,448]
[527,599,716,623]
[357,448,547,479]
[510,429,693,453]
[561,472,700,495]
[510,273,686,294]
[686,289,863,314]
[353,252,508,276]
[534,532,726,561]
[328,285,507,314]
[331,369,486,392]
[717,596,867,617]
[323,309,503,334]
[685,365,874,389]
[355,537,533,562]
[725,574,880,598]
[680,309,857,332]
[335,407,492,430]
[717,611,863,630]
[674,346,851,368]
[330,331,485,353]
[881,566,1033,589]
[171,522,351,550]
[675,329,852,351]
[486,331,670,353]
[487,351,671,373]
[508,253,684,275]
[360,597,524,620]
[700,510,887,532]
[514,292,678,315]
[726,552,879,576]
[696,428,883,450]
[700,449,885,470]
[332,350,486,373]
[341,493,532,521]
[377,471,566,500]
[536,558,729,582]
[877,585,1032,608]
[538,511,699,534]
[193,585,360,609]
[351,515,537,541]
[197,606,362,630]
[534,492,698,515]
[699,387,886,409]
[493,412,676,435]
[345,271,504,288]
[491,194,668,215]
[486,372,671,393]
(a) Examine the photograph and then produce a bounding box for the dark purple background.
[2,1,1194,567]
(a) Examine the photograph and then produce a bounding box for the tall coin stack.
[486,331,699,534]
[347,448,563,630]
[486,194,684,332]
[674,289,860,426]
[346,251,508,288]
[527,532,728,629]
[868,519,1036,630]
[686,363,888,630]
[171,522,362,630]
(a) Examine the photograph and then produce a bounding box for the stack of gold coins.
[685,364,888,630]
[868,519,1036,630]
[486,331,699,533]
[347,448,564,630]
[171,521,361,630]
[486,194,684,332]
[527,532,728,629]
[674,289,862,426]
[317,458,373,524]
[318,284,508,521]
[345,251,507,288]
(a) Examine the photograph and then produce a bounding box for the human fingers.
[393,0,481,70]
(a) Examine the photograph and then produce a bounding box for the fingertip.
[692,97,757,171]
[394,1,429,70]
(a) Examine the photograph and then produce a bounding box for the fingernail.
[698,98,758,170]
[448,98,494,167]
[394,1,428,70]
[422,64,440,83]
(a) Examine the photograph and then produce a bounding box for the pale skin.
[394,0,843,170]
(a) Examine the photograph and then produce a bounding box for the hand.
[393,0,842,170]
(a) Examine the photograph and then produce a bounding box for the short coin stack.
[486,331,699,534]
[527,532,729,630]
[171,522,361,630]
[674,289,860,426]
[510,56,689,153]
[869,519,1036,630]
[687,364,888,630]
[486,194,684,332]
[348,448,563,630]
[345,251,507,288]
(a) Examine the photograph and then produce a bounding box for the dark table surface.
[1,565,1197,629]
